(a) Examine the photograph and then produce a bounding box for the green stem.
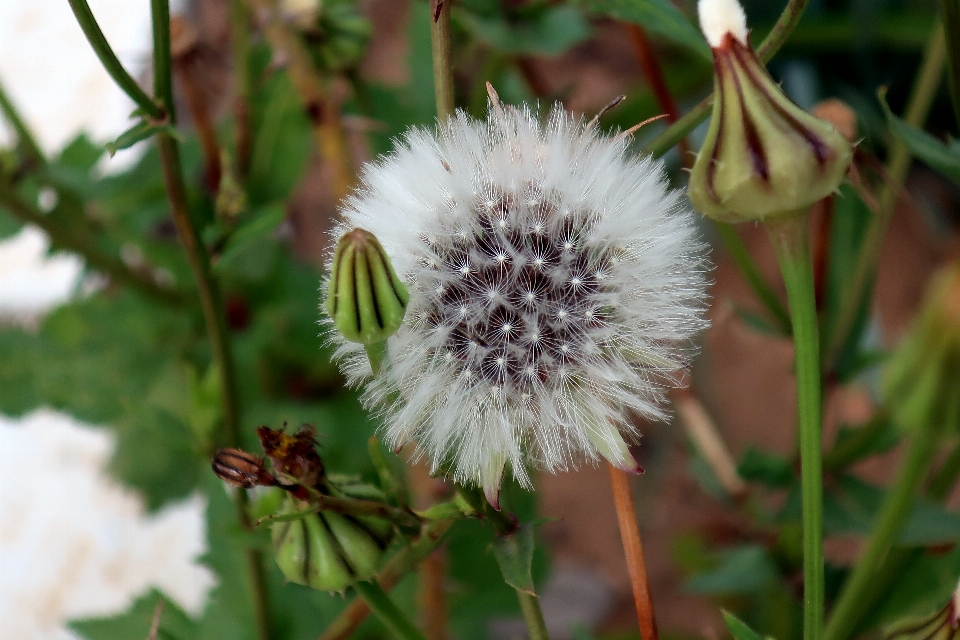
[825,26,946,368]
[928,438,960,501]
[766,214,824,640]
[66,0,163,120]
[430,0,456,121]
[0,77,45,165]
[353,580,428,640]
[644,0,810,158]
[0,187,183,304]
[715,222,792,333]
[151,0,175,123]
[822,424,941,640]
[941,0,960,129]
[518,591,550,640]
[317,519,455,640]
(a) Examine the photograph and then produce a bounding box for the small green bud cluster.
[689,23,853,222]
[327,228,408,374]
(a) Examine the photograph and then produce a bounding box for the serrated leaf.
[105,120,174,156]
[69,589,199,640]
[574,0,711,59]
[492,524,537,596]
[880,89,960,185]
[722,610,768,640]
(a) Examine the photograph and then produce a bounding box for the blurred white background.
[0,1,213,638]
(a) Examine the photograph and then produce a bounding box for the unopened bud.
[688,0,853,223]
[212,448,275,488]
[326,228,408,373]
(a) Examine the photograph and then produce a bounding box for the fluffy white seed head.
[698,0,748,47]
[324,103,710,506]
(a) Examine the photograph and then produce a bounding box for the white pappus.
[324,95,710,508]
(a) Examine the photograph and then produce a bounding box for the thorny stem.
[766,214,824,640]
[147,1,271,638]
[67,0,163,120]
[825,26,946,368]
[0,188,184,305]
[431,0,456,121]
[644,0,810,158]
[607,463,658,640]
[353,580,429,640]
[230,0,253,177]
[941,0,960,128]
[256,0,352,202]
[822,423,942,640]
[0,78,45,166]
[316,519,455,640]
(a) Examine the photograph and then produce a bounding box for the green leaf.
[491,524,537,595]
[737,448,794,488]
[722,610,768,640]
[69,589,199,640]
[824,416,900,471]
[105,120,175,156]
[574,0,711,59]
[733,305,791,337]
[879,89,960,185]
[685,545,779,594]
[214,203,286,273]
[457,6,591,56]
[0,210,23,241]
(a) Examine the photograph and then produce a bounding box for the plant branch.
[353,580,428,640]
[0,77,45,166]
[941,0,960,128]
[67,0,163,120]
[644,0,810,158]
[317,519,455,640]
[431,0,456,121]
[517,591,550,640]
[0,187,184,304]
[766,214,824,640]
[607,463,658,640]
[825,26,946,368]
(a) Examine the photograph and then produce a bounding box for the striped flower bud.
[688,0,853,223]
[326,228,408,374]
[271,498,386,592]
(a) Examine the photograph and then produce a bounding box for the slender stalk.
[66,0,163,120]
[822,424,941,640]
[644,0,810,159]
[0,77,45,165]
[517,591,550,640]
[715,222,792,333]
[147,2,270,638]
[607,463,658,640]
[825,27,946,367]
[941,0,960,128]
[766,214,824,640]
[256,0,352,201]
[317,520,455,640]
[0,187,183,304]
[229,0,253,177]
[353,580,429,640]
[430,0,456,121]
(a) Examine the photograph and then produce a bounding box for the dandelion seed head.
[325,102,710,502]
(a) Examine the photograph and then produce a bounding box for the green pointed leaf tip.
[492,524,537,596]
[722,610,769,640]
[879,88,960,186]
[574,0,710,60]
[327,228,408,346]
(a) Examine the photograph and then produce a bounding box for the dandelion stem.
[353,580,429,640]
[766,214,823,640]
[316,519,455,640]
[607,463,658,640]
[430,0,456,121]
[644,0,810,158]
[518,591,550,640]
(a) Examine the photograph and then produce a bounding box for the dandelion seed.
[325,100,709,507]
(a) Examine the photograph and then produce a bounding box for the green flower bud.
[689,31,853,223]
[327,228,409,373]
[883,578,959,640]
[271,497,387,592]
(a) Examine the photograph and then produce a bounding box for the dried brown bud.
[257,424,324,487]
[212,448,275,488]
